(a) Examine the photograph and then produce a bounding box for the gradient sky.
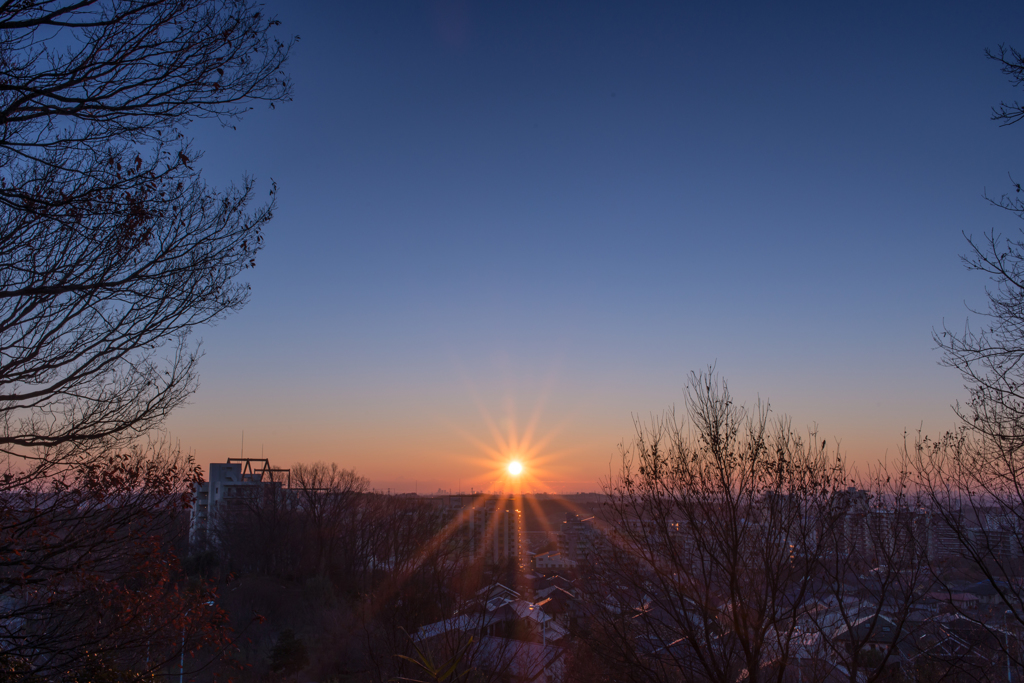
[167,0,1024,493]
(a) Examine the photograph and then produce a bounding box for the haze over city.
[165,0,1023,493]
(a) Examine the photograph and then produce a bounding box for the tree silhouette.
[0,0,293,676]
[0,0,292,459]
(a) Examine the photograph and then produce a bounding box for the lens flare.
[508,461,523,476]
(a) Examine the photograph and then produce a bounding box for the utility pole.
[1007,610,1013,683]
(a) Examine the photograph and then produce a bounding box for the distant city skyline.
[168,0,1023,491]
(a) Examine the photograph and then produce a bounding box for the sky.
[167,0,1024,493]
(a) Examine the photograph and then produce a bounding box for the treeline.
[183,372,1024,683]
[188,465,506,681]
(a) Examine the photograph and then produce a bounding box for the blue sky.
[168,0,1024,492]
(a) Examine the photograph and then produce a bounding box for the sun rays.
[454,392,567,496]
[356,388,617,627]
[430,381,616,577]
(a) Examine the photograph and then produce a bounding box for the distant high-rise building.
[559,513,599,565]
[834,487,871,556]
[189,458,290,547]
[464,502,522,566]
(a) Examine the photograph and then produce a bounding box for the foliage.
[392,630,476,683]
[0,439,232,678]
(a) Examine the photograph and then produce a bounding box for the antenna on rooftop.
[240,431,244,458]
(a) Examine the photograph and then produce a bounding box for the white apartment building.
[189,458,290,547]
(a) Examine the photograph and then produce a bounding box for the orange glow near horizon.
[451,384,579,495]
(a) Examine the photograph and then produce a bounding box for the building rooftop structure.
[189,458,290,547]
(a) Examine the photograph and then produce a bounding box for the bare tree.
[935,44,1024,446]
[986,44,1024,128]
[360,495,473,682]
[0,0,292,460]
[913,429,1024,674]
[925,39,1024,683]
[805,466,931,683]
[292,462,368,579]
[358,495,529,683]
[216,472,300,578]
[584,370,848,683]
[0,0,293,675]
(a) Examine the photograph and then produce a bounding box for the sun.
[507,461,523,476]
